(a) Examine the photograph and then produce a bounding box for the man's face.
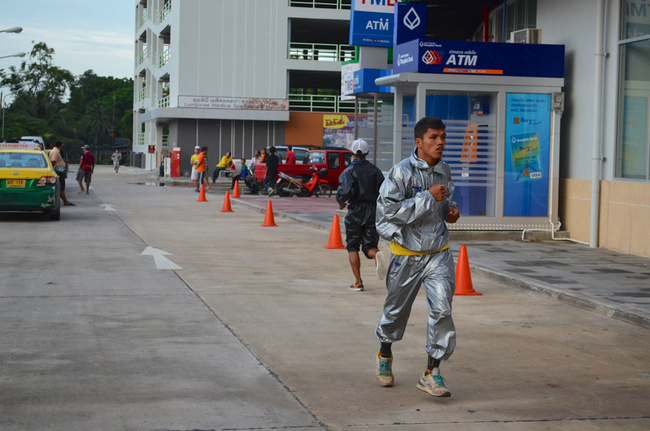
[415,128,446,166]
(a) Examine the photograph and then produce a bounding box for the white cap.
[351,139,369,156]
[194,146,201,150]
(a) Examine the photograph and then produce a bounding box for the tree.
[83,101,111,149]
[1,42,73,119]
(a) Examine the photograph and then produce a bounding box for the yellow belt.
[389,241,450,256]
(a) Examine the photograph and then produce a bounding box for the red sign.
[148,145,155,154]
[171,147,181,178]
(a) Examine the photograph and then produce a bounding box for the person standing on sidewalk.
[76,145,95,194]
[374,116,460,397]
[49,141,74,206]
[195,146,208,192]
[264,146,279,196]
[111,149,122,172]
[336,139,385,292]
[190,146,201,189]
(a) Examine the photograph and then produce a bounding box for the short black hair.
[269,146,276,154]
[54,141,63,148]
[201,146,208,152]
[414,117,446,140]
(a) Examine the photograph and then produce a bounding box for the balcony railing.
[289,0,351,9]
[135,87,146,103]
[158,47,170,68]
[289,42,356,62]
[158,1,171,24]
[136,9,148,32]
[288,94,366,113]
[135,47,147,67]
[158,95,170,108]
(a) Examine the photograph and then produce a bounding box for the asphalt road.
[0,165,648,431]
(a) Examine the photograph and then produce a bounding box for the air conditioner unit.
[510,28,542,44]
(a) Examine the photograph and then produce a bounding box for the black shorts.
[344,205,379,259]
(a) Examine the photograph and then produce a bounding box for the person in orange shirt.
[195,146,208,192]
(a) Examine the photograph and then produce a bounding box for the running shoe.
[349,283,364,291]
[376,350,394,387]
[416,368,451,397]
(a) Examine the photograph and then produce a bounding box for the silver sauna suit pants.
[375,247,456,360]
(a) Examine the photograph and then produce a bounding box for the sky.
[0,0,134,80]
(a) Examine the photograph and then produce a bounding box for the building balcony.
[157,1,171,24]
[288,94,365,113]
[158,48,170,68]
[289,0,351,9]
[158,95,170,108]
[136,8,148,33]
[288,42,355,62]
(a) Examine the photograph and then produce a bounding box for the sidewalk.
[203,180,650,329]
[158,170,650,327]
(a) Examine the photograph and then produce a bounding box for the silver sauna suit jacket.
[375,147,458,360]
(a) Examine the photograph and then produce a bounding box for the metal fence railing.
[288,94,367,113]
[288,43,356,62]
[289,0,351,9]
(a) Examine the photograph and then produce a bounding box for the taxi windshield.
[0,152,48,168]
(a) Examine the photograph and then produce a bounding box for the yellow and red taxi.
[0,142,61,220]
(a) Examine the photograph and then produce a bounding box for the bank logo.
[422,50,442,65]
[403,7,421,30]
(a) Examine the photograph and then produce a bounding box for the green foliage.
[1,41,133,159]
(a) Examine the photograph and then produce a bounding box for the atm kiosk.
[368,11,565,231]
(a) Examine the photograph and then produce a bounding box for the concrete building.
[133,0,353,174]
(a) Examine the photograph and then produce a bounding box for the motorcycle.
[275,165,332,197]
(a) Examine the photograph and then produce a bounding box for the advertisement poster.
[504,94,551,217]
[323,114,356,148]
[510,132,542,181]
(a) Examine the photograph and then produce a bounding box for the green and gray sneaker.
[376,350,394,387]
[416,368,451,397]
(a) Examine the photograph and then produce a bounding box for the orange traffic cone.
[455,244,481,296]
[197,183,208,202]
[221,191,234,212]
[260,200,278,227]
[232,180,241,198]
[323,214,346,249]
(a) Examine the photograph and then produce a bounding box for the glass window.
[623,0,650,39]
[327,153,340,170]
[617,1,650,179]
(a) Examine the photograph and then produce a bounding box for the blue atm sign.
[349,0,398,47]
[394,39,565,78]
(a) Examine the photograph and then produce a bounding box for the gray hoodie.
[376,147,457,253]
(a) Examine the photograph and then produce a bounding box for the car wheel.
[47,207,61,221]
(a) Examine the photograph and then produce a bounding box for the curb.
[471,264,650,328]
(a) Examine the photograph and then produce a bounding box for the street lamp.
[0,52,26,60]
[0,27,23,34]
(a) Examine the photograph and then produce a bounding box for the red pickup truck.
[254,148,352,191]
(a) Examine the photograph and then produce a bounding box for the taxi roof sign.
[0,142,43,151]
